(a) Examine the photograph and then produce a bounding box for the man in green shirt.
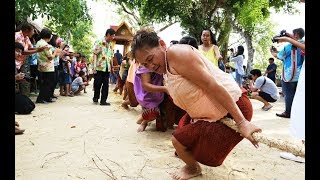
[92,28,116,105]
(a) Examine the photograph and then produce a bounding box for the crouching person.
[249,69,279,111]
[71,71,89,95]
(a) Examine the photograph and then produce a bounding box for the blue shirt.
[29,45,38,65]
[277,40,304,82]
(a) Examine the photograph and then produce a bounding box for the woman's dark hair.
[179,36,198,49]
[131,27,160,58]
[15,42,24,51]
[201,28,217,45]
[48,34,58,47]
[39,28,52,39]
[63,44,70,50]
[235,45,245,57]
[17,22,34,32]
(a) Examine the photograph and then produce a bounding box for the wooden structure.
[110,21,134,55]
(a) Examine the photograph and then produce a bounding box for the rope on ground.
[220,118,305,158]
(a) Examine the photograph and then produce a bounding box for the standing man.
[264,57,277,83]
[112,49,123,91]
[92,28,116,105]
[270,28,304,118]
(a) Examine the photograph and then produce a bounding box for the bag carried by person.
[15,93,35,114]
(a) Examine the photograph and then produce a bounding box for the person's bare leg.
[137,120,148,132]
[65,84,74,96]
[75,86,84,95]
[123,84,128,100]
[170,137,202,179]
[60,86,65,96]
[136,116,144,124]
[252,93,270,107]
[121,101,130,110]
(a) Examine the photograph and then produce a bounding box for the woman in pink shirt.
[131,28,261,180]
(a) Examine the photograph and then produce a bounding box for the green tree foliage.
[69,21,96,57]
[16,0,95,57]
[16,0,92,33]
[110,0,301,70]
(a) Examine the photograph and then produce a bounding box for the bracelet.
[236,120,246,126]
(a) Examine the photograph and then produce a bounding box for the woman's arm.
[275,36,305,51]
[167,45,261,146]
[213,45,223,60]
[141,73,168,94]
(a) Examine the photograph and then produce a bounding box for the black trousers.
[50,66,59,96]
[37,71,55,102]
[93,70,110,103]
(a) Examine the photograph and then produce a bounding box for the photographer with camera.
[248,69,279,111]
[270,28,304,118]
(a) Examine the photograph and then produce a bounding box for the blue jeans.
[110,71,118,84]
[281,80,298,115]
[235,69,243,87]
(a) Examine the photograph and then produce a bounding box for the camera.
[271,30,289,43]
[271,45,277,52]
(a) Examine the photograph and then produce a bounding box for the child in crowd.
[134,66,167,132]
[59,56,73,97]
[71,71,89,95]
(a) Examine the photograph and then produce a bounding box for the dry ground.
[15,84,305,180]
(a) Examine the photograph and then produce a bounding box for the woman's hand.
[15,72,25,81]
[238,120,262,148]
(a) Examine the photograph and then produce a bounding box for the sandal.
[280,152,305,163]
[262,105,273,111]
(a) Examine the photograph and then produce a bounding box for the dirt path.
[15,84,304,180]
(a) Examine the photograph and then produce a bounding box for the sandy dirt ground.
[15,83,305,180]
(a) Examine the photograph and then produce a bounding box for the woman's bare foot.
[121,103,129,110]
[137,121,148,132]
[171,164,202,180]
[136,117,143,124]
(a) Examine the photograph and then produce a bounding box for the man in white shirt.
[249,69,279,111]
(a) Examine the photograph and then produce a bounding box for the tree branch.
[120,2,140,24]
[156,21,178,33]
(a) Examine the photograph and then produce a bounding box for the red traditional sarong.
[173,90,253,167]
[142,107,160,121]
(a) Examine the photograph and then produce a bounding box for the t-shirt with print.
[15,31,33,69]
[36,39,54,72]
[92,39,113,72]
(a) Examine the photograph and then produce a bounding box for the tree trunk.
[239,30,254,74]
